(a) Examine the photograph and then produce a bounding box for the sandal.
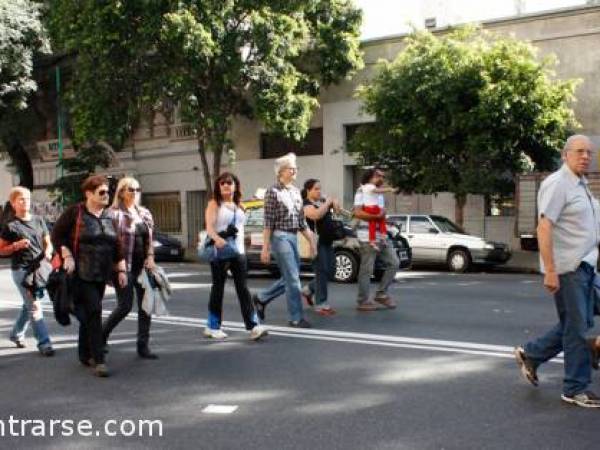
[301,291,314,307]
[315,307,336,316]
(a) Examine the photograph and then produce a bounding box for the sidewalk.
[501,250,539,273]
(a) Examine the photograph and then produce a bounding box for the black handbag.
[318,213,346,242]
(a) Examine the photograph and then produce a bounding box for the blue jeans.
[524,262,595,396]
[305,239,334,306]
[10,269,52,350]
[258,231,304,322]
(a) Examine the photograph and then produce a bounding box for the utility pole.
[55,65,64,204]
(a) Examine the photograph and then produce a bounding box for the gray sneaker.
[514,346,538,387]
[561,391,600,408]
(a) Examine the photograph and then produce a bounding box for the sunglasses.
[97,189,109,196]
[219,180,234,186]
[127,187,142,193]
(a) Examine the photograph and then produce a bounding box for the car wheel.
[447,249,471,273]
[335,250,359,283]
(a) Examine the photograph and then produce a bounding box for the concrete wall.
[0,160,12,199]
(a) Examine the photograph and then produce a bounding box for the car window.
[389,216,407,232]
[430,215,465,234]
[245,208,264,227]
[409,216,435,233]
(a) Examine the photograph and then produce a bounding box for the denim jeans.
[258,231,304,322]
[305,239,334,306]
[10,269,52,350]
[356,239,399,304]
[524,262,595,396]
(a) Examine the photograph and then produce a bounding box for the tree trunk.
[6,139,34,190]
[455,194,466,228]
[197,134,213,198]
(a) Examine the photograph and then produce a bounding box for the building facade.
[22,5,600,248]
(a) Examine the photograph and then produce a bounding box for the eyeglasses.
[97,189,109,196]
[219,180,234,186]
[127,187,142,193]
[287,167,298,172]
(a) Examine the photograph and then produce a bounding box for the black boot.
[137,345,158,360]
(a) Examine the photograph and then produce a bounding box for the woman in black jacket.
[52,175,127,377]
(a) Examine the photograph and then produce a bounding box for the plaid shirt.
[110,205,154,270]
[263,182,307,232]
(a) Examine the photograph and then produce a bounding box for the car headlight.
[484,243,494,250]
[152,241,163,248]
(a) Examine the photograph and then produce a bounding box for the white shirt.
[215,203,246,254]
[537,164,600,274]
[354,188,386,242]
[360,183,384,207]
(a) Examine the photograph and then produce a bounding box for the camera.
[218,224,238,240]
[206,224,238,247]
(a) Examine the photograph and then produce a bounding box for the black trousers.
[73,279,106,364]
[208,255,256,330]
[102,272,151,349]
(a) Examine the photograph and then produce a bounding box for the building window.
[486,194,516,216]
[345,123,375,152]
[142,192,182,233]
[260,128,323,159]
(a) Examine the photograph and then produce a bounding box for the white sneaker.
[203,328,228,339]
[249,325,268,341]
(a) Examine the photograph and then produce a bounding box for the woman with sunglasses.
[52,175,127,377]
[102,177,158,359]
[203,172,267,340]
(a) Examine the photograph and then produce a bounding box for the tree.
[350,27,578,225]
[49,0,363,196]
[0,0,50,188]
[50,144,115,205]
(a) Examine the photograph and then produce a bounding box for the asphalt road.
[0,263,598,449]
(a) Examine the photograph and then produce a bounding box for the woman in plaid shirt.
[102,177,158,360]
[252,153,316,328]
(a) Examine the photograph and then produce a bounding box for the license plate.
[170,249,179,255]
[399,250,408,261]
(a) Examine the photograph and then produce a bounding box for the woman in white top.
[203,172,267,340]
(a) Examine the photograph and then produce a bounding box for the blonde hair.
[112,176,141,208]
[274,152,297,177]
[9,186,31,204]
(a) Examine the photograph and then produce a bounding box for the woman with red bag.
[51,175,127,377]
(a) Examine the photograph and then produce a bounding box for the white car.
[387,214,511,272]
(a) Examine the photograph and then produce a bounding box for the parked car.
[243,200,412,283]
[153,230,185,262]
[387,214,511,272]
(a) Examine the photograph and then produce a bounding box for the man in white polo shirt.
[353,167,399,311]
[514,135,600,408]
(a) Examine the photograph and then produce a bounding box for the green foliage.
[50,144,114,205]
[0,0,49,114]
[351,27,578,201]
[48,0,363,194]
